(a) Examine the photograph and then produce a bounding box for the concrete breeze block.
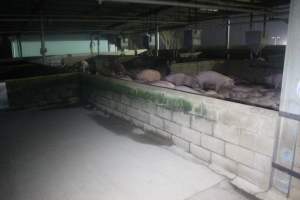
[127,106,137,118]
[164,120,181,136]
[157,106,173,120]
[172,112,191,127]
[190,144,211,162]
[254,153,272,174]
[118,103,127,113]
[237,164,270,190]
[254,136,274,157]
[225,143,255,168]
[214,123,240,145]
[201,135,225,155]
[259,116,278,139]
[137,110,150,123]
[155,128,172,139]
[143,102,157,114]
[131,118,144,129]
[239,130,256,151]
[128,107,150,123]
[191,116,213,135]
[172,135,190,152]
[144,123,156,133]
[219,110,259,133]
[181,127,201,145]
[121,95,131,105]
[211,153,237,174]
[150,114,164,129]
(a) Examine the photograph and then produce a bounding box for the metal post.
[108,41,111,53]
[155,24,159,56]
[97,34,100,56]
[17,34,23,58]
[263,14,267,38]
[226,17,231,60]
[40,16,46,64]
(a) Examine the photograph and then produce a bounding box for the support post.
[40,16,46,64]
[97,34,100,56]
[17,34,23,58]
[263,14,267,38]
[155,24,159,56]
[108,41,111,53]
[226,17,231,60]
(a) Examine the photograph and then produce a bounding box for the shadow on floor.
[87,109,173,147]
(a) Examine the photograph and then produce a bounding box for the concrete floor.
[0,107,252,200]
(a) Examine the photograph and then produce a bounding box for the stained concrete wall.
[82,75,278,193]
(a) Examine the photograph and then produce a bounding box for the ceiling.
[0,0,290,35]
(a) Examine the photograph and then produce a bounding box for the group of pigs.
[81,57,282,110]
[125,69,281,109]
[134,69,234,93]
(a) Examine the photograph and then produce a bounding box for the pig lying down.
[165,73,194,87]
[136,69,161,83]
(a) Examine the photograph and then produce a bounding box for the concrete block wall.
[84,76,279,191]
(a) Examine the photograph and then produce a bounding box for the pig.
[183,75,195,87]
[165,73,195,87]
[136,69,161,83]
[165,73,185,85]
[151,81,175,89]
[193,71,235,92]
[265,73,282,89]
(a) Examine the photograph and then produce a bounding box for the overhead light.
[97,0,103,5]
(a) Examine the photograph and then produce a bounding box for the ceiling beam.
[102,0,270,14]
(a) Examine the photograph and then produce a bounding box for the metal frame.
[271,110,300,197]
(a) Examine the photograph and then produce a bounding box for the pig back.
[137,69,161,82]
[165,73,186,86]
